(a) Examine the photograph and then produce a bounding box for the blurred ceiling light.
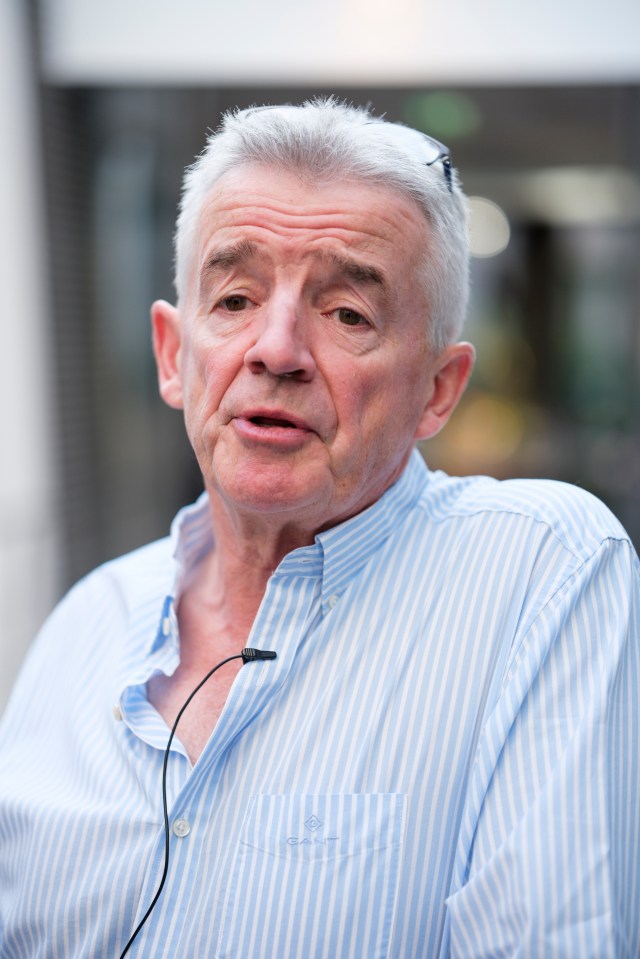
[403,91,482,141]
[518,167,640,225]
[468,197,511,258]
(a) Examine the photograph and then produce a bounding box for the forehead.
[192,164,430,286]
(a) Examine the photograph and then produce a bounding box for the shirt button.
[112,703,123,721]
[172,818,191,838]
[327,594,339,609]
[162,616,171,636]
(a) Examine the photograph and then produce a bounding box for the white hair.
[174,98,470,351]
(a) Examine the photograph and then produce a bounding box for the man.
[1,100,638,958]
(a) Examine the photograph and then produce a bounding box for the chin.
[212,460,327,516]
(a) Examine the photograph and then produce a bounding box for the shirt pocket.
[216,792,406,959]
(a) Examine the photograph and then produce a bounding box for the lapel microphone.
[119,647,277,957]
[242,647,277,662]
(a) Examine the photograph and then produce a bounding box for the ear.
[415,342,475,441]
[151,299,184,410]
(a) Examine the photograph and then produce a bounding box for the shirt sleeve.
[445,536,640,958]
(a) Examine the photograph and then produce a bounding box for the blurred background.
[1,0,639,711]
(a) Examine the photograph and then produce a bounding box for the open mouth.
[235,412,313,446]
[250,416,298,428]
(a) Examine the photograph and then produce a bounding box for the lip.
[239,407,314,431]
[232,407,316,449]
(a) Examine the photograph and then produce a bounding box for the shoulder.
[420,468,631,562]
[0,535,175,731]
[59,535,176,618]
[19,535,176,672]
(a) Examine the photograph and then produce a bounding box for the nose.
[244,296,316,381]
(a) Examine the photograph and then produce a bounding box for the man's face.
[153,165,472,534]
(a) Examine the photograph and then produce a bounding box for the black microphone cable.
[119,647,277,958]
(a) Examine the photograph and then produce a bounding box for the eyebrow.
[198,241,389,300]
[320,251,388,296]
[200,240,259,283]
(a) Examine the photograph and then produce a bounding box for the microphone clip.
[241,648,277,663]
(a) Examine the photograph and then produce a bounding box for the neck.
[186,487,318,642]
[211,480,321,557]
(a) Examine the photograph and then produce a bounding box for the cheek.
[183,338,240,413]
[330,373,390,463]
[336,360,407,420]
[335,353,429,444]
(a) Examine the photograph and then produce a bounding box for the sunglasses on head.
[238,105,454,194]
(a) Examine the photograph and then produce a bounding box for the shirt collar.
[170,490,215,594]
[130,449,429,676]
[313,448,429,609]
[117,491,214,689]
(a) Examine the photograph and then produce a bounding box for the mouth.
[249,415,298,429]
[233,409,315,449]
[239,408,313,431]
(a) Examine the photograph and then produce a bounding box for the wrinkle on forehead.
[188,166,431,310]
[200,238,389,298]
[198,166,428,242]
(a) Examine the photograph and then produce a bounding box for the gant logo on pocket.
[286,812,339,846]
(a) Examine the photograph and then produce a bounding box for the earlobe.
[151,299,184,410]
[415,342,475,441]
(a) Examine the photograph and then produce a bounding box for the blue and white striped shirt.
[1,450,639,957]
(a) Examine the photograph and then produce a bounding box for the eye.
[219,294,249,312]
[336,307,368,327]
